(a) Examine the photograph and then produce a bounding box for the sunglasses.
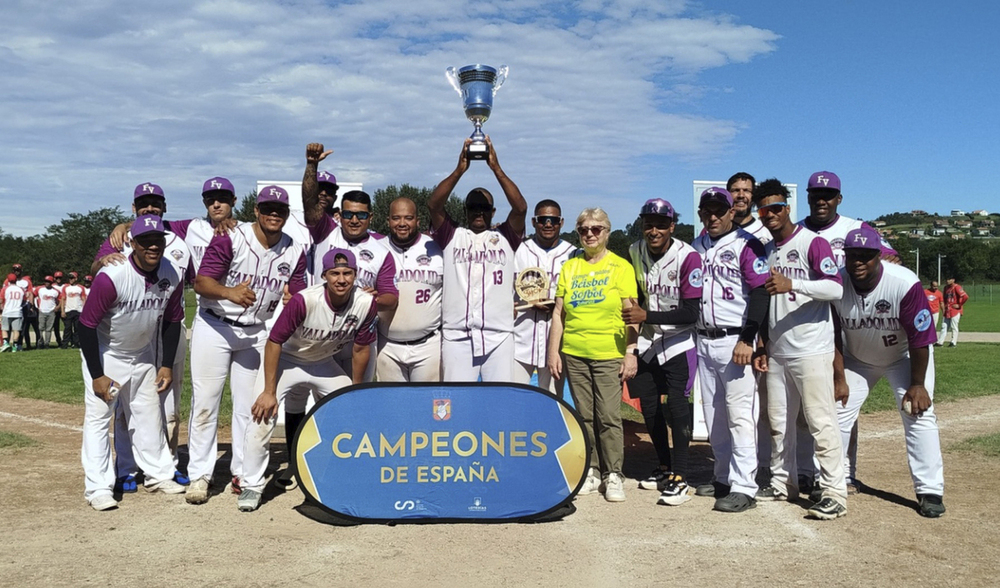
[577,225,606,236]
[533,215,562,226]
[203,195,233,206]
[341,210,371,221]
[133,235,166,249]
[757,202,789,216]
[845,249,880,262]
[258,203,289,217]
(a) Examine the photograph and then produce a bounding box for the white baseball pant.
[334,339,377,382]
[514,356,567,395]
[697,334,759,496]
[187,312,266,483]
[376,332,442,382]
[838,352,944,495]
[938,314,961,346]
[242,356,351,492]
[81,349,174,501]
[767,351,847,505]
[441,333,515,382]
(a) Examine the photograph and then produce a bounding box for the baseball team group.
[9,137,955,520]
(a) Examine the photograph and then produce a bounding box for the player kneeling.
[239,249,378,512]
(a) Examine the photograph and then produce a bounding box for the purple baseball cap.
[640,198,676,218]
[257,185,289,205]
[317,171,338,188]
[322,248,357,273]
[807,171,841,192]
[134,182,165,200]
[843,226,882,251]
[699,187,733,209]
[132,214,167,237]
[202,176,235,197]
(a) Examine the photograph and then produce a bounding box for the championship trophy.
[446,64,509,160]
[514,267,553,311]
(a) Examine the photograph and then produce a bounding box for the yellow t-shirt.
[556,251,638,360]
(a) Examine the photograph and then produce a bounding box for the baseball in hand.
[902,399,912,415]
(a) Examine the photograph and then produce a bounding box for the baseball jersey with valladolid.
[765,226,843,358]
[268,284,378,364]
[800,215,896,268]
[197,223,307,325]
[310,216,397,294]
[833,263,937,367]
[630,238,703,364]
[35,286,61,314]
[79,258,185,355]
[692,228,769,329]
[434,215,522,356]
[382,234,444,342]
[1,283,25,317]
[97,228,192,294]
[514,238,577,367]
[62,283,87,313]
[169,218,218,275]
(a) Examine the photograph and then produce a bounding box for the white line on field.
[0,411,83,432]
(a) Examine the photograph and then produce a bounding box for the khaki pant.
[564,354,624,476]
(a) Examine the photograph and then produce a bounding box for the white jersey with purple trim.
[630,238,703,364]
[177,218,219,274]
[799,215,895,268]
[692,228,769,329]
[120,229,191,300]
[85,260,184,355]
[197,223,307,326]
[434,216,521,356]
[514,238,576,367]
[739,217,773,245]
[269,284,377,364]
[765,226,843,358]
[382,234,444,342]
[312,221,393,291]
[833,262,937,367]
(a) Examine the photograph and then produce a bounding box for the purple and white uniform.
[513,238,576,392]
[739,217,773,245]
[832,262,943,494]
[693,229,769,331]
[79,257,184,501]
[631,238,702,364]
[187,223,307,486]
[800,215,896,269]
[434,215,521,381]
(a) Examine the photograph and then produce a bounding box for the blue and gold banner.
[294,382,589,523]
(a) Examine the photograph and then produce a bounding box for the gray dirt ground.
[1,393,999,588]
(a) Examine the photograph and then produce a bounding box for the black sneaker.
[638,468,671,491]
[656,475,692,506]
[917,494,946,518]
[756,484,789,501]
[695,481,730,497]
[713,492,757,513]
[798,474,816,495]
[807,497,847,520]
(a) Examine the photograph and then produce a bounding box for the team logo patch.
[667,270,677,282]
[277,262,291,278]
[433,399,451,421]
[831,238,845,250]
[689,268,704,288]
[915,309,932,332]
[820,257,838,276]
[875,299,892,314]
[490,235,500,246]
[170,249,183,261]
[157,278,171,292]
[359,249,374,262]
[719,250,736,264]
[417,255,431,266]
[753,258,769,275]
[787,250,800,263]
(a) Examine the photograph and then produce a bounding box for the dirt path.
[1,393,998,588]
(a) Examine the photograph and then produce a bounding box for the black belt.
[206,309,254,328]
[697,327,741,339]
[385,331,438,346]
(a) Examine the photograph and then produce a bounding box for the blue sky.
[1,1,996,237]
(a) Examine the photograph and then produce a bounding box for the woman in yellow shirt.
[548,208,638,503]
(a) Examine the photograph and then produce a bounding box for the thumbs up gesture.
[765,267,792,294]
[228,279,257,308]
[621,297,646,324]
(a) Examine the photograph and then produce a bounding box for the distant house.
[911,228,926,236]
[974,229,991,237]
[931,228,945,236]
[951,233,966,240]
[950,209,966,216]
[955,220,973,229]
[873,220,887,227]
[977,219,995,228]
[972,209,989,216]
[934,220,950,228]
[911,209,928,216]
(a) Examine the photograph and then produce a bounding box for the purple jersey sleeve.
[197,233,234,281]
[268,294,307,345]
[497,220,523,252]
[679,250,704,299]
[288,251,308,295]
[900,281,937,348]
[165,219,191,240]
[79,273,117,328]
[432,214,457,248]
[739,237,769,289]
[164,279,185,322]
[95,237,117,261]
[376,253,399,297]
[354,298,379,346]
[308,214,337,244]
[807,236,843,284]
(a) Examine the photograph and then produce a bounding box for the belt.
[697,327,742,339]
[206,309,254,328]
[385,331,438,346]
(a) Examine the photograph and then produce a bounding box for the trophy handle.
[445,66,462,95]
[492,65,509,96]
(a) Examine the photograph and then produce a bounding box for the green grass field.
[0,430,39,449]
[951,431,1000,458]
[952,299,1000,332]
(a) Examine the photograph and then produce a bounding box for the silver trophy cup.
[446,64,508,160]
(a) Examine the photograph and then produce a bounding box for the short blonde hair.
[576,207,611,231]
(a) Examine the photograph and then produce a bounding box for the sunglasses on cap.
[577,225,606,236]
[341,210,370,221]
[756,202,789,216]
[258,203,289,217]
[533,215,562,226]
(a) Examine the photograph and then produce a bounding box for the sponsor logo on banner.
[433,399,451,421]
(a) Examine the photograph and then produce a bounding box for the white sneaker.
[145,479,186,494]
[578,468,601,495]
[237,489,262,512]
[89,494,118,511]
[0,343,10,353]
[604,473,626,503]
[186,478,210,504]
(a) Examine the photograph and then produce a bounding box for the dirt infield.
[2,392,998,588]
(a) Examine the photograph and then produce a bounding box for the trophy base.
[468,141,488,161]
[515,299,555,312]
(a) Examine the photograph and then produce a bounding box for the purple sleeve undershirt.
[432,214,457,248]
[807,237,844,284]
[197,233,234,281]
[268,294,307,345]
[354,298,379,346]
[308,214,337,244]
[497,220,523,252]
[164,277,185,322]
[900,281,937,348]
[679,250,703,299]
[740,237,769,289]
[288,251,308,294]
[79,273,117,328]
[95,237,117,262]
[166,219,191,240]
[376,253,398,297]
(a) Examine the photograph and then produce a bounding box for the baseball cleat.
[237,489,262,512]
[917,494,946,518]
[115,474,138,494]
[656,475,692,506]
[0,343,10,353]
[604,473,626,503]
[186,478,209,504]
[638,468,671,491]
[89,494,118,511]
[756,484,790,501]
[230,476,242,495]
[807,497,847,520]
[145,479,186,494]
[713,492,757,513]
[577,468,601,496]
